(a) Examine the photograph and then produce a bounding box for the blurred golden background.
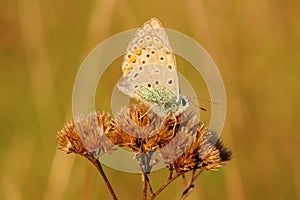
[1,0,299,199]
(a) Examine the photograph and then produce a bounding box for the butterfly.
[117,18,189,117]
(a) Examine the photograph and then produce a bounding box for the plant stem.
[85,154,118,200]
[168,170,173,180]
[146,175,154,195]
[181,169,196,199]
[182,173,187,186]
[142,173,148,200]
[192,168,204,182]
[150,172,183,200]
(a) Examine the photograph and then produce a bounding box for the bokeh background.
[1,0,299,199]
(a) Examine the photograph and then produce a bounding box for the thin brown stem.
[181,169,196,199]
[146,174,154,195]
[192,168,204,182]
[85,154,118,200]
[187,169,195,188]
[150,172,184,200]
[142,173,148,200]
[182,173,187,186]
[168,170,173,180]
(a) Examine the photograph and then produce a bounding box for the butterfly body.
[136,84,179,114]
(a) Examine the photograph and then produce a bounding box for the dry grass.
[0,0,299,199]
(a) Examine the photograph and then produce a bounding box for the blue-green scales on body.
[136,84,180,113]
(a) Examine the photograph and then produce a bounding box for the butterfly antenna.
[188,96,207,112]
[190,96,221,111]
[194,96,220,105]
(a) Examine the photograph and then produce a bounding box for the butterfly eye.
[167,79,173,85]
[160,56,164,61]
[134,85,139,89]
[181,98,187,107]
[168,65,173,70]
[154,80,159,85]
[139,66,143,70]
[147,83,152,88]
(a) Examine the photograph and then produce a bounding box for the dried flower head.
[109,103,179,153]
[57,103,231,173]
[57,102,232,199]
[159,114,232,172]
[57,121,88,155]
[110,103,231,173]
[57,112,115,158]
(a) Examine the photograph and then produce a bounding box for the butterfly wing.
[118,64,179,99]
[122,18,177,71]
[121,18,180,101]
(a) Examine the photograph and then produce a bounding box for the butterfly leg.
[139,107,151,120]
[172,113,177,136]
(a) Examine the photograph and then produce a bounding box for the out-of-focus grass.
[0,0,299,199]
